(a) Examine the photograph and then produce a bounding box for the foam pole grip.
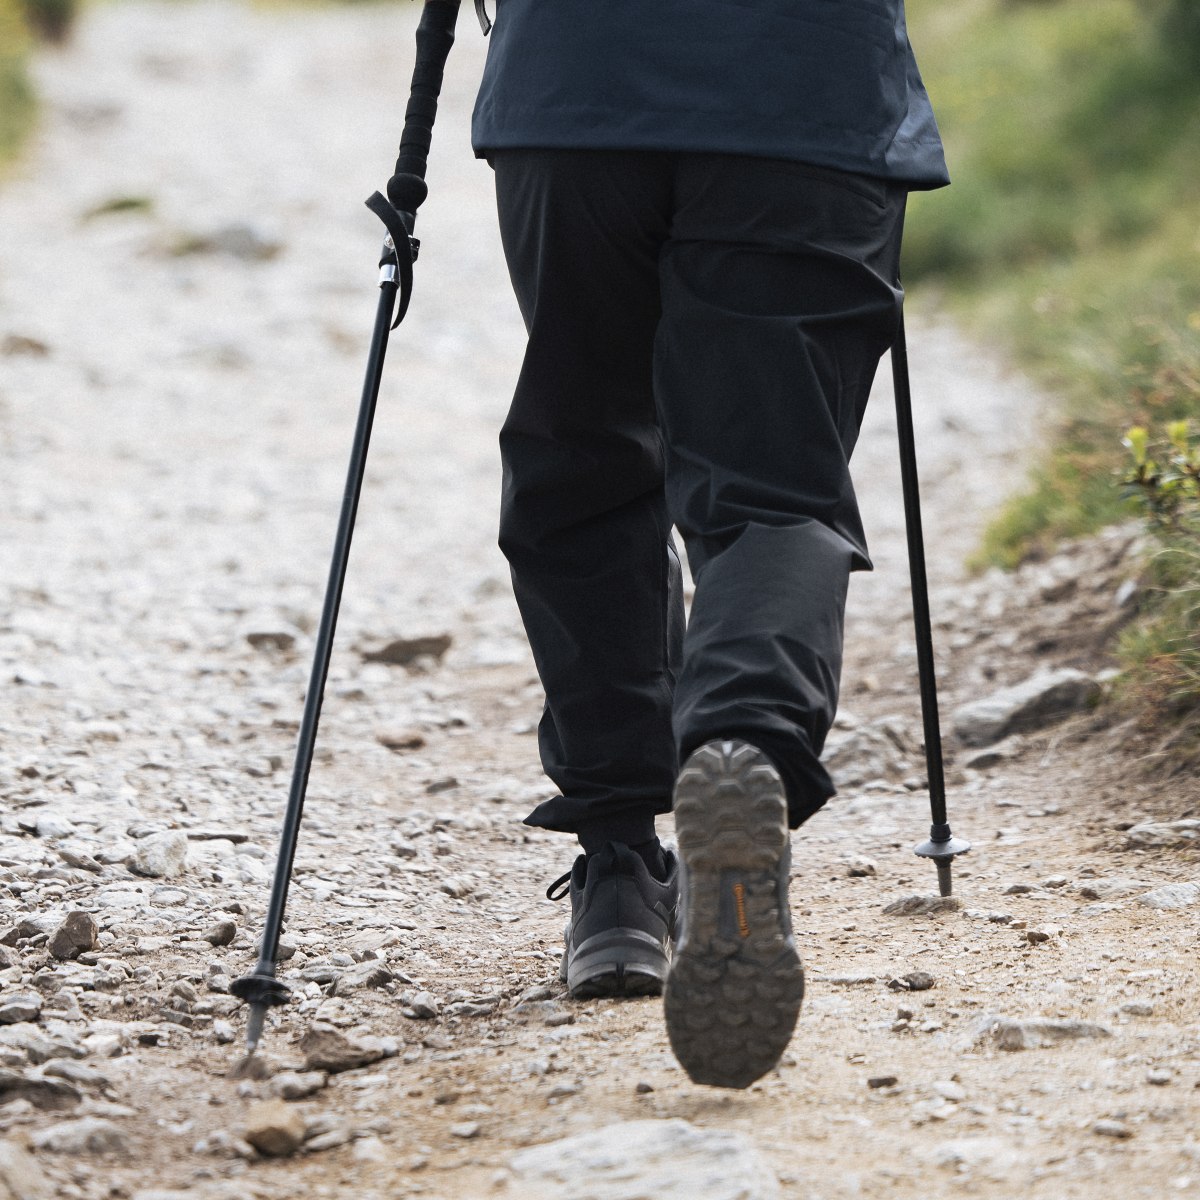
[387,0,461,218]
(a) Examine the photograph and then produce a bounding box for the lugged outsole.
[664,740,804,1089]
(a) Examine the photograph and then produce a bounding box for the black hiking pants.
[492,149,907,848]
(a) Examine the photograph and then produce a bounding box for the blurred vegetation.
[904,0,1200,719]
[905,0,1200,562]
[0,0,81,170]
[1119,420,1200,740]
[0,0,36,169]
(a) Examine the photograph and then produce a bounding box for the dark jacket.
[471,0,949,188]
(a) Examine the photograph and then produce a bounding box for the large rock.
[1137,883,1200,910]
[821,717,912,788]
[975,1016,1111,1052]
[48,913,99,961]
[509,1119,781,1200]
[243,1099,306,1158]
[0,995,42,1026]
[951,669,1101,747]
[1125,819,1200,849]
[299,1026,385,1074]
[130,832,189,879]
[31,1117,127,1155]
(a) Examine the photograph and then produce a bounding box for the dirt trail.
[1,4,1198,1198]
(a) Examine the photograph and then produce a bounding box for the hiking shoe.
[548,841,678,999]
[664,739,805,1089]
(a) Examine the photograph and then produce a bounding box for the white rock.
[0,994,43,1025]
[130,832,189,879]
[931,1137,1021,1179]
[1137,883,1200,910]
[976,1016,1111,1051]
[952,669,1101,747]
[510,1119,781,1200]
[32,1117,127,1154]
[1124,819,1200,849]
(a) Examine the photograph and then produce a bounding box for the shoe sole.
[664,740,804,1089]
[563,928,670,999]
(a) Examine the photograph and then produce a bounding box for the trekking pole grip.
[386,0,460,222]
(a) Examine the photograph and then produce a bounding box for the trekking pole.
[231,0,462,1063]
[891,307,970,897]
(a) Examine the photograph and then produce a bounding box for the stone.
[0,1069,79,1110]
[978,1017,1111,1052]
[952,668,1101,747]
[867,1075,898,1089]
[243,1099,306,1157]
[305,1126,355,1153]
[0,994,42,1025]
[882,895,961,916]
[299,1026,385,1074]
[376,729,426,752]
[42,1060,110,1089]
[1124,819,1200,849]
[1093,1119,1133,1139]
[1147,1069,1172,1086]
[450,1122,481,1139]
[31,1117,126,1154]
[48,913,99,961]
[822,719,910,788]
[1077,879,1153,901]
[271,1071,327,1101]
[353,1136,389,1164]
[34,814,74,840]
[510,1119,781,1200]
[0,1139,51,1199]
[42,991,83,1022]
[844,855,877,878]
[1137,883,1200,910]
[931,1137,1020,1178]
[202,920,237,947]
[403,991,440,1020]
[1120,1001,1154,1017]
[360,634,452,667]
[887,971,935,992]
[129,832,189,879]
[337,962,393,992]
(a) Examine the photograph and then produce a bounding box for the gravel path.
[1,4,1198,1198]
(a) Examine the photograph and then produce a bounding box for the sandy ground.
[1,3,1199,1198]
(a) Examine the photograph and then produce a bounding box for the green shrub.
[1119,420,1200,721]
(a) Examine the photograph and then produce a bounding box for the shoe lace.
[546,870,572,902]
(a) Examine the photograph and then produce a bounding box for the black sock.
[629,837,668,881]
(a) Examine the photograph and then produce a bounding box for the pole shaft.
[251,280,398,976]
[891,311,949,830]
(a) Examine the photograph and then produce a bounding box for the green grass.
[904,0,1200,564]
[0,0,36,171]
[902,0,1200,723]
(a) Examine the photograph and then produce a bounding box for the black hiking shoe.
[664,739,805,1089]
[548,841,678,999]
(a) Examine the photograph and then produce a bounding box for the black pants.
[492,149,907,847]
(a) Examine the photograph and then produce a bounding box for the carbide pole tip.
[935,859,953,898]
